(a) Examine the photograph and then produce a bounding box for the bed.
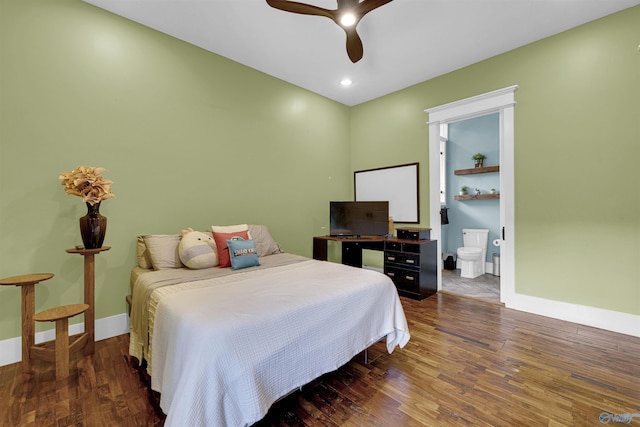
[128,225,410,427]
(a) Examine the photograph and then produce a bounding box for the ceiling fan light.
[340,13,356,27]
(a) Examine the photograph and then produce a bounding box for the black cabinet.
[384,240,437,300]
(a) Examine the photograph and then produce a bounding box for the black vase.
[79,202,107,249]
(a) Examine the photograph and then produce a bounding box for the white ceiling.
[83,0,640,106]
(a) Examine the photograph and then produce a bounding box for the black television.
[329,201,389,237]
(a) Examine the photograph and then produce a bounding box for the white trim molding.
[426,85,518,124]
[424,85,640,339]
[425,85,518,305]
[0,313,129,367]
[506,294,640,338]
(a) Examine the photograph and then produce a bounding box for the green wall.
[1,1,638,344]
[351,5,640,315]
[0,0,351,341]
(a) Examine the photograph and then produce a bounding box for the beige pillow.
[142,234,183,270]
[136,236,153,269]
[248,224,283,257]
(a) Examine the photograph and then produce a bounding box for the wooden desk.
[0,273,54,372]
[313,236,437,300]
[313,236,385,267]
[65,246,110,355]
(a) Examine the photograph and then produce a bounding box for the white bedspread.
[149,258,409,426]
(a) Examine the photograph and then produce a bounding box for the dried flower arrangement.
[59,165,115,206]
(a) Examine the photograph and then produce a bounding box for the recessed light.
[340,78,352,87]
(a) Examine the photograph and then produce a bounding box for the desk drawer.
[385,241,422,254]
[384,267,420,293]
[385,252,420,268]
[386,241,402,252]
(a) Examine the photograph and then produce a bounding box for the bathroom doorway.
[440,114,501,303]
[426,85,517,305]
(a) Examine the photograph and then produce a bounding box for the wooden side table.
[0,273,54,373]
[65,246,110,355]
[33,303,90,379]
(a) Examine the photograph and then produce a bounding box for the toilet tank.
[462,229,489,249]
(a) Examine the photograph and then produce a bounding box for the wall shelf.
[454,165,500,175]
[454,194,500,201]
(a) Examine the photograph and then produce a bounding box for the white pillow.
[211,224,250,234]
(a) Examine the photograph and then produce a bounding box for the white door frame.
[425,85,518,304]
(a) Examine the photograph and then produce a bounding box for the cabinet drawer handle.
[405,259,415,265]
[387,272,395,277]
[406,276,414,281]
[387,256,396,262]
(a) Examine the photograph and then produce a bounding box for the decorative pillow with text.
[227,238,260,270]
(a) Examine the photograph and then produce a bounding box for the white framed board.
[354,162,419,223]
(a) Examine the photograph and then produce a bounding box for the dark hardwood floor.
[1,292,639,426]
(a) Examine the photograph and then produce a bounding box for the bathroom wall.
[444,113,500,262]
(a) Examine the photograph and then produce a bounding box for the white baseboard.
[504,293,640,338]
[485,261,494,275]
[0,312,129,367]
[381,262,638,338]
[449,265,638,337]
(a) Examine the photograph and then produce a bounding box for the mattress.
[129,253,410,426]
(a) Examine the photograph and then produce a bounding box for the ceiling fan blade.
[345,28,363,63]
[355,0,394,17]
[266,0,334,20]
[336,0,361,8]
[266,0,393,62]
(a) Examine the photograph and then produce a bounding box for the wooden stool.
[33,304,89,380]
[0,273,54,373]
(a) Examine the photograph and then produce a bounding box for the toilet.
[457,229,489,279]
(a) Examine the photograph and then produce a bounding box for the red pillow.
[213,230,250,268]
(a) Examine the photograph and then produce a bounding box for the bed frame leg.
[363,348,368,364]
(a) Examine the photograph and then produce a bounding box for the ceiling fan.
[266,0,394,63]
